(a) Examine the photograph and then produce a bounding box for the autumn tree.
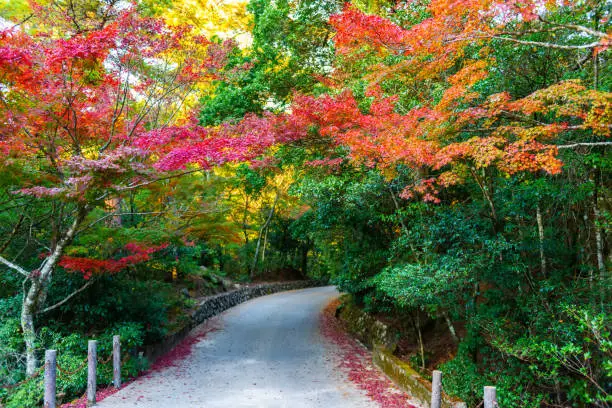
[0,1,252,375]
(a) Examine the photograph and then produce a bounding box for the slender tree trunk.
[442,312,459,343]
[593,198,606,308]
[594,202,605,279]
[584,210,594,289]
[243,195,250,245]
[250,193,279,279]
[250,233,263,279]
[388,187,408,233]
[537,203,547,278]
[593,9,600,91]
[470,167,497,226]
[414,312,425,370]
[261,225,269,264]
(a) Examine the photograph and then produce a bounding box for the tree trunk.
[537,203,547,278]
[250,193,279,279]
[413,312,425,370]
[22,206,87,376]
[443,311,459,343]
[470,167,498,226]
[21,281,40,376]
[243,195,250,245]
[261,225,269,264]
[584,210,594,289]
[593,198,606,308]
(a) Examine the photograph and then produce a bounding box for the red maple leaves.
[320,299,416,408]
[59,243,169,280]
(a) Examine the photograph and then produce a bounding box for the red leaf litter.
[60,382,134,408]
[320,298,417,408]
[61,318,220,407]
[150,318,220,372]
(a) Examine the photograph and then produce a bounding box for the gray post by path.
[113,335,121,388]
[44,349,57,408]
[431,370,442,408]
[87,340,97,406]
[484,386,497,408]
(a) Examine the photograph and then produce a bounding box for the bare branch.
[0,255,30,278]
[117,169,201,191]
[538,16,611,39]
[38,279,96,314]
[557,142,612,149]
[10,13,34,30]
[0,214,25,253]
[77,211,165,234]
[490,36,602,50]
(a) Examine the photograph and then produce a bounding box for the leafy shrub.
[46,275,180,344]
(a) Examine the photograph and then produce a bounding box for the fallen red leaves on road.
[61,318,221,407]
[320,298,417,408]
[150,319,220,372]
[60,382,134,408]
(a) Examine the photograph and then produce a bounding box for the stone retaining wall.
[337,298,466,408]
[336,296,399,352]
[145,281,322,363]
[192,281,321,325]
[373,347,466,408]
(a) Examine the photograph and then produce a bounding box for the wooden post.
[113,335,121,388]
[44,350,57,408]
[87,340,97,407]
[484,386,497,408]
[431,370,442,408]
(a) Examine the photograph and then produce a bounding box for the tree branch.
[77,211,165,234]
[10,13,34,30]
[38,279,96,314]
[557,142,612,149]
[0,214,24,253]
[0,255,30,277]
[490,36,602,50]
[117,169,201,191]
[538,16,611,39]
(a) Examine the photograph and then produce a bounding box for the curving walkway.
[97,286,379,408]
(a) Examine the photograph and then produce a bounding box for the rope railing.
[55,358,88,377]
[8,341,501,407]
[36,347,125,379]
[0,362,46,390]
[97,353,113,366]
[36,335,124,407]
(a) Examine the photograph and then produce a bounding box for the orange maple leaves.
[288,2,611,202]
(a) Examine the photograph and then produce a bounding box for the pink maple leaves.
[136,114,282,171]
[46,23,118,68]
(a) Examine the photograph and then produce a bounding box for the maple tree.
[0,0,270,377]
[288,2,611,199]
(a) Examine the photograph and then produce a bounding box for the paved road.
[97,286,378,408]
